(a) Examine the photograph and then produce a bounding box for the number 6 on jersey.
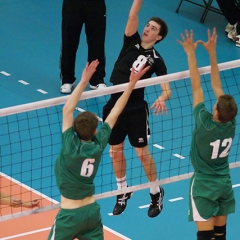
[81,158,95,177]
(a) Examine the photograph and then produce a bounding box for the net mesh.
[1,60,240,221]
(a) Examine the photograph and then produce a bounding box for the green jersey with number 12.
[190,103,236,176]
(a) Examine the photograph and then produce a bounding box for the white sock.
[150,180,160,195]
[116,176,127,190]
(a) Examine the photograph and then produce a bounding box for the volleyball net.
[1,59,240,221]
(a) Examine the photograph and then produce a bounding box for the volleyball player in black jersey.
[103,0,172,218]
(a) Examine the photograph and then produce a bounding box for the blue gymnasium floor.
[0,0,240,239]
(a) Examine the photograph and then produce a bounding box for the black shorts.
[103,101,150,147]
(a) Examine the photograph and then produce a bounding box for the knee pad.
[197,230,214,240]
[109,143,124,158]
[214,225,226,240]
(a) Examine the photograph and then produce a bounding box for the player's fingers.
[89,59,98,68]
[150,102,155,109]
[176,39,183,45]
[190,30,194,37]
[160,103,167,112]
[213,27,217,38]
[180,33,185,41]
[142,65,150,73]
[131,66,135,74]
[92,60,99,68]
[137,65,149,79]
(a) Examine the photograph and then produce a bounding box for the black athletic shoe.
[148,187,164,218]
[112,191,133,215]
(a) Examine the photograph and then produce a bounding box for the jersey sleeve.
[94,122,112,150]
[61,127,78,153]
[193,102,211,129]
[154,57,167,76]
[232,118,237,127]
[119,32,140,57]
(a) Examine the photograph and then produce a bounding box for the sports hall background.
[0,0,240,239]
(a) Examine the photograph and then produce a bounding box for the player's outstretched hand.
[150,95,168,116]
[197,28,217,54]
[130,64,150,84]
[80,60,99,84]
[177,29,198,55]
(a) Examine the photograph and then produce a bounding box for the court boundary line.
[0,172,58,204]
[103,226,132,240]
[3,227,51,240]
[2,225,131,240]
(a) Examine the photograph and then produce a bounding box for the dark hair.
[74,111,99,141]
[216,94,238,122]
[148,17,168,44]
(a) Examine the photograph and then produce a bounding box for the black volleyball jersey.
[109,31,167,108]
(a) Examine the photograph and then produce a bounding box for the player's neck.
[212,115,221,122]
[141,41,154,50]
[81,139,92,142]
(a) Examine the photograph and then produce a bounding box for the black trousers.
[60,0,106,85]
[216,0,240,32]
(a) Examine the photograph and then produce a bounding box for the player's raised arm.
[125,0,142,37]
[62,60,99,133]
[198,28,224,99]
[105,64,150,129]
[177,30,204,108]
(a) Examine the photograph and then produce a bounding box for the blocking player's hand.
[129,64,150,84]
[197,28,217,54]
[177,29,198,55]
[80,60,99,84]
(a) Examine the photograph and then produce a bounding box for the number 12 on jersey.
[210,138,232,159]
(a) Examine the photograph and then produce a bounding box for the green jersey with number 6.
[190,103,236,176]
[55,122,111,200]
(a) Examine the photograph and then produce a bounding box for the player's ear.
[214,109,219,120]
[156,35,162,42]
